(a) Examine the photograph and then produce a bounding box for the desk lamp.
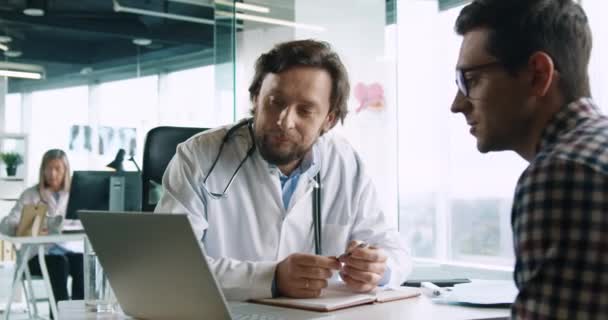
[106,149,126,211]
[106,149,125,172]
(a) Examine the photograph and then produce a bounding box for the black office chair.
[141,126,207,212]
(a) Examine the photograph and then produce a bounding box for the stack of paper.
[438,280,518,307]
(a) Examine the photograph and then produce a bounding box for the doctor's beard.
[255,133,312,166]
[254,125,327,167]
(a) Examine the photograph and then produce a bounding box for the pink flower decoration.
[354,82,385,113]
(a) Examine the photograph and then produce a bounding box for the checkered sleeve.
[511,159,608,319]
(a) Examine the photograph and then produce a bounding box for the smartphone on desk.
[402,278,471,287]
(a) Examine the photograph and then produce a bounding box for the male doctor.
[156,39,411,301]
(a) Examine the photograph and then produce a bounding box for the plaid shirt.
[512,98,608,319]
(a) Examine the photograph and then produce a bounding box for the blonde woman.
[0,149,83,308]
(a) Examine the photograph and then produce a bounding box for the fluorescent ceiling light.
[0,70,43,80]
[217,11,324,31]
[168,0,215,6]
[0,62,45,80]
[23,0,46,16]
[23,8,45,16]
[113,0,215,25]
[0,43,7,51]
[4,50,22,58]
[133,38,152,46]
[169,0,270,13]
[215,0,270,13]
[233,2,269,13]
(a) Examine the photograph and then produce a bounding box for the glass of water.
[84,239,118,313]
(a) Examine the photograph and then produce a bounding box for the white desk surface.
[1,232,87,320]
[59,295,510,320]
[0,232,86,244]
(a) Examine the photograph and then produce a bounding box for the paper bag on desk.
[251,283,420,312]
[16,204,48,237]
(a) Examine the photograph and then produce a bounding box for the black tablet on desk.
[402,278,471,287]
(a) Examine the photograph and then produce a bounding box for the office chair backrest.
[142,126,207,212]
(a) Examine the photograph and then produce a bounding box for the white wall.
[235,26,294,119]
[294,0,399,226]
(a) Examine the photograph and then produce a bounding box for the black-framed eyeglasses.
[455,61,502,97]
[201,119,256,200]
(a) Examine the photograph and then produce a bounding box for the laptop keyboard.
[231,312,286,320]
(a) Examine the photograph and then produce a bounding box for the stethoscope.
[202,119,323,255]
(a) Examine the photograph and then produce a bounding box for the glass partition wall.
[1,0,226,183]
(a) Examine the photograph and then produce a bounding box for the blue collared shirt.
[272,145,318,210]
[278,169,303,210]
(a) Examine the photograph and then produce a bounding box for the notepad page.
[266,283,375,310]
[253,282,421,311]
[254,282,375,311]
[375,287,421,303]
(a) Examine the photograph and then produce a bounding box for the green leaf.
[0,152,23,167]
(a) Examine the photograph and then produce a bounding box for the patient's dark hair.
[455,0,592,102]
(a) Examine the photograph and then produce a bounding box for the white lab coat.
[0,185,82,260]
[156,122,412,301]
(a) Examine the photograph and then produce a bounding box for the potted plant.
[0,152,23,177]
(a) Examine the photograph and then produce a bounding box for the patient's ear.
[528,51,556,97]
[251,95,260,114]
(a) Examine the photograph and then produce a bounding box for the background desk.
[0,233,86,320]
[59,295,510,320]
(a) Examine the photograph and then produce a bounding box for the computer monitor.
[66,171,142,220]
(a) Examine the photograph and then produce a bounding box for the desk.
[59,296,510,320]
[0,233,86,320]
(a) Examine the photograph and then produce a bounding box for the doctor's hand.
[338,240,387,293]
[276,253,341,298]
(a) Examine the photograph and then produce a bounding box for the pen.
[337,242,368,260]
[420,282,442,297]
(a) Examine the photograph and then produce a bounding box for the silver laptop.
[79,211,332,320]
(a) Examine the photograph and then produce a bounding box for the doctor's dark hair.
[248,39,350,125]
[455,0,592,103]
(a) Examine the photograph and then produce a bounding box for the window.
[96,76,158,171]
[5,93,21,133]
[585,0,608,111]
[160,66,220,128]
[396,1,527,266]
[29,86,89,183]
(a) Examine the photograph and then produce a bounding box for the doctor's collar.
[266,143,320,179]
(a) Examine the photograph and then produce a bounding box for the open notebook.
[252,282,420,312]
